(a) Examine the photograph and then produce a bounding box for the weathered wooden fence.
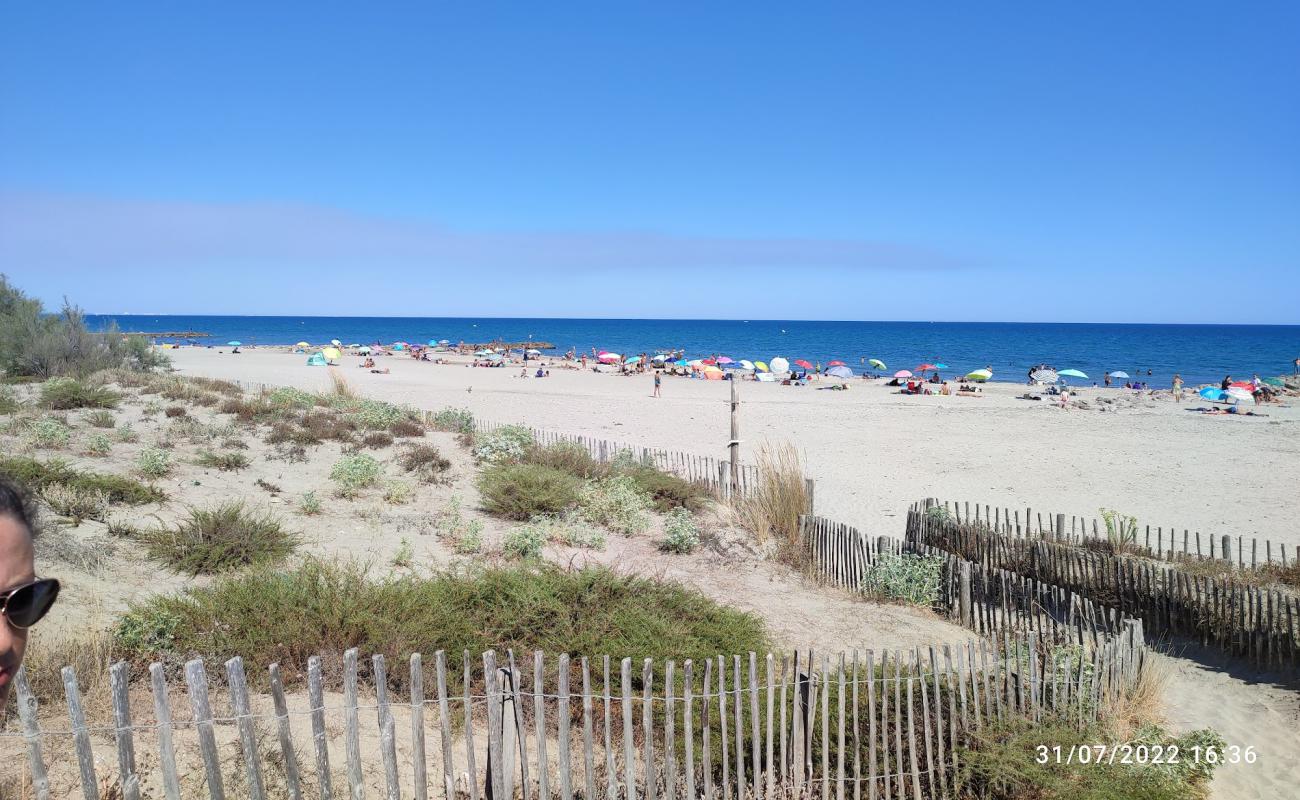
[932,497,1297,569]
[10,630,1145,800]
[906,501,1300,669]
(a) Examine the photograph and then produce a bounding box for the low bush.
[389,417,425,438]
[299,491,322,515]
[84,432,112,457]
[398,443,451,482]
[41,483,110,523]
[860,553,944,605]
[436,495,483,553]
[136,447,172,478]
[116,423,139,443]
[621,465,711,512]
[25,417,71,449]
[661,507,701,553]
[361,431,394,449]
[299,410,356,442]
[164,405,187,418]
[477,463,581,520]
[39,378,120,410]
[430,407,474,435]
[115,560,770,687]
[330,453,383,497]
[383,479,414,505]
[472,424,535,464]
[391,538,415,568]
[503,524,547,559]
[267,386,317,410]
[0,456,164,505]
[84,409,116,428]
[578,475,652,535]
[351,399,412,431]
[139,501,298,575]
[525,441,609,480]
[514,513,606,552]
[196,450,251,471]
[0,386,19,414]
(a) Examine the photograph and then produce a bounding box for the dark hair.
[0,477,38,540]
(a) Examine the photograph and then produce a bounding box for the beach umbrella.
[1059,369,1088,379]
[1108,371,1130,379]
[933,363,949,370]
[868,358,887,370]
[227,341,242,346]
[306,352,328,366]
[894,370,913,378]
[358,346,372,354]
[740,359,755,370]
[1030,368,1058,383]
[794,359,814,370]
[1264,377,1285,387]
[438,339,450,345]
[755,361,769,372]
[296,341,310,348]
[348,343,361,348]
[701,358,717,365]
[825,365,854,379]
[916,363,936,372]
[717,356,734,364]
[428,340,440,346]
[526,348,542,355]
[331,339,341,347]
[652,354,668,362]
[599,352,622,362]
[827,360,846,366]
[625,356,642,365]
[770,357,790,373]
[322,347,342,362]
[674,359,688,366]
[966,369,992,382]
[1199,387,1227,402]
[1226,387,1254,402]
[1228,381,1253,390]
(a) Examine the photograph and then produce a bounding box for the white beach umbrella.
[770,357,790,373]
[739,359,755,370]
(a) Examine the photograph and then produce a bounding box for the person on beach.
[653,371,661,398]
[1104,374,1111,387]
[1172,374,1184,403]
[0,479,61,709]
[1221,375,1232,390]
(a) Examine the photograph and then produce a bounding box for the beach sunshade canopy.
[825,365,854,379]
[868,358,887,370]
[755,361,769,372]
[770,357,790,373]
[1108,371,1130,379]
[227,341,242,346]
[438,339,449,345]
[894,370,913,378]
[526,348,542,355]
[916,363,936,372]
[794,359,813,369]
[1058,369,1088,379]
[322,347,342,361]
[1226,387,1254,402]
[1199,387,1227,402]
[599,353,622,362]
[295,341,310,348]
[827,360,846,366]
[429,340,440,346]
[306,353,328,366]
[1228,381,1253,390]
[716,356,734,364]
[673,359,688,366]
[651,354,668,361]
[739,359,755,370]
[625,356,642,365]
[331,339,341,346]
[933,363,948,370]
[357,346,372,353]
[966,369,993,381]
[1030,368,1059,383]
[1264,377,1285,387]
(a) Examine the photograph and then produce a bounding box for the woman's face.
[0,513,36,708]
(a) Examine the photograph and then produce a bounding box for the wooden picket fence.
[10,626,1146,800]
[933,497,1298,569]
[906,501,1300,669]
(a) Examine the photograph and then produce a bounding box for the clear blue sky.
[2,2,1297,323]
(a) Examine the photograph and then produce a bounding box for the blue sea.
[86,315,1299,388]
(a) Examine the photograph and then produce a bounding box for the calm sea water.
[87,315,1299,388]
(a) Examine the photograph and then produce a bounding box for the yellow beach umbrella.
[322,346,342,361]
[966,369,992,382]
[296,341,310,348]
[755,361,769,372]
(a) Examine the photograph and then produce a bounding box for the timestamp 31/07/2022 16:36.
[1035,743,1257,766]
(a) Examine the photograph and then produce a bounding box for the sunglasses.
[0,578,60,629]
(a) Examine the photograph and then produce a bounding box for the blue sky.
[2,2,1297,323]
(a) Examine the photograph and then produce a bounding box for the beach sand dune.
[169,348,1300,549]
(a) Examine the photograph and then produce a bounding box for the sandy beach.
[168,347,1300,548]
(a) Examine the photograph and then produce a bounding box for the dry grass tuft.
[734,442,809,562]
[1103,656,1170,739]
[328,369,358,400]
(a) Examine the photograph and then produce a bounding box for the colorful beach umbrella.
[322,347,342,361]
[827,360,846,366]
[599,352,622,362]
[825,365,854,379]
[227,341,242,346]
[966,369,992,382]
[794,359,814,370]
[1108,371,1130,379]
[717,356,734,364]
[755,361,769,372]
[894,370,913,378]
[1226,387,1254,402]
[740,359,755,370]
[1058,369,1088,379]
[770,357,790,373]
[916,363,936,372]
[933,363,949,370]
[1199,387,1227,402]
[625,356,642,365]
[295,341,310,348]
[868,358,887,370]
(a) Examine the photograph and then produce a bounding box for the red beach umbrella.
[794,359,813,369]
[827,360,846,366]
[916,363,936,371]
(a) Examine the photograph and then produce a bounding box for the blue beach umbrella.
[1199,387,1227,402]
[1059,369,1088,379]
[428,340,439,346]
[933,363,948,370]
[825,365,854,379]
[227,341,242,346]
[1108,371,1130,379]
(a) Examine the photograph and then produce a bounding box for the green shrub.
[578,475,652,534]
[477,463,581,520]
[84,432,113,457]
[0,456,164,505]
[113,560,769,687]
[299,491,322,515]
[525,441,609,480]
[0,386,19,414]
[136,447,172,478]
[861,553,943,605]
[39,378,120,410]
[661,507,701,553]
[437,495,484,553]
[267,386,317,410]
[361,431,394,449]
[116,423,138,443]
[621,465,711,512]
[41,484,110,523]
[398,443,451,482]
[1101,508,1139,552]
[140,501,298,575]
[924,505,952,524]
[389,417,425,438]
[503,524,547,559]
[84,409,116,428]
[383,479,414,505]
[391,537,415,567]
[515,513,606,551]
[196,450,251,471]
[298,410,356,442]
[330,453,383,497]
[26,417,71,449]
[352,399,410,431]
[472,424,535,464]
[430,408,474,435]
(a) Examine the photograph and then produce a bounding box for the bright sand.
[168,347,1300,549]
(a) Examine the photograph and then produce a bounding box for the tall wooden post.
[729,379,740,494]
